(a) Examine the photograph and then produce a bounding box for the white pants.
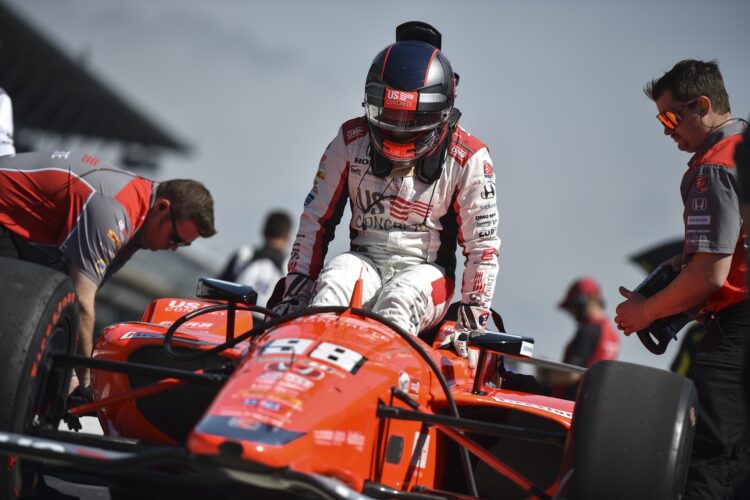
[310,251,453,335]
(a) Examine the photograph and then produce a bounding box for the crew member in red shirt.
[0,151,216,391]
[549,277,619,398]
[616,59,748,499]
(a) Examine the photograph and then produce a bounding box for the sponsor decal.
[228,417,262,431]
[81,154,100,167]
[350,166,362,175]
[0,433,66,454]
[166,300,202,313]
[320,154,327,163]
[107,229,122,250]
[478,229,496,237]
[51,151,71,159]
[118,219,127,236]
[354,157,369,165]
[344,126,365,144]
[491,397,572,419]
[477,221,494,228]
[313,430,366,451]
[390,196,431,221]
[120,331,214,346]
[481,182,496,200]
[472,270,486,294]
[448,144,469,165]
[481,248,499,261]
[483,161,493,177]
[261,338,313,356]
[687,215,711,225]
[520,341,534,357]
[315,169,326,181]
[310,342,365,373]
[478,312,489,328]
[398,372,409,393]
[384,88,418,110]
[409,378,420,397]
[479,203,495,210]
[410,432,430,469]
[694,175,708,193]
[355,189,387,214]
[304,193,315,206]
[692,198,707,212]
[475,213,497,221]
[95,258,107,275]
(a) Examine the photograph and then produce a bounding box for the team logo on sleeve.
[95,259,107,276]
[483,162,493,177]
[107,229,122,250]
[481,182,496,199]
[692,198,707,211]
[693,175,708,193]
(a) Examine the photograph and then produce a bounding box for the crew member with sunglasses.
[615,59,748,499]
[0,151,216,393]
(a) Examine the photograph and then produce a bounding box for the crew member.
[615,59,748,499]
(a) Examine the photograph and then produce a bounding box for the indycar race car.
[0,257,697,499]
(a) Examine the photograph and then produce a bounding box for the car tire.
[0,258,79,498]
[567,360,696,500]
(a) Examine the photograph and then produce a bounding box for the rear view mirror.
[468,331,534,357]
[196,278,258,306]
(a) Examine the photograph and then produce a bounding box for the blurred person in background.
[0,86,14,156]
[218,210,292,307]
[547,277,620,399]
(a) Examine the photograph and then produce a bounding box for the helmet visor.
[366,104,449,134]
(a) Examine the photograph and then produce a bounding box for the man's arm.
[70,267,97,385]
[615,251,732,335]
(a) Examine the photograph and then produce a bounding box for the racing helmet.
[364,40,456,166]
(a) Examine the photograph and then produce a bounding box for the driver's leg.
[310,252,382,308]
[373,264,453,335]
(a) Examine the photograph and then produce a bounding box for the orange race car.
[0,259,697,499]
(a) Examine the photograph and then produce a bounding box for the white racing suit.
[283,116,500,335]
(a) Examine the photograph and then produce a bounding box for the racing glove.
[271,273,314,317]
[442,303,490,369]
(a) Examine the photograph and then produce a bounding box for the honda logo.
[481,182,496,200]
[692,198,707,212]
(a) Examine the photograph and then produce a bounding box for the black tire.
[0,257,79,498]
[567,360,696,500]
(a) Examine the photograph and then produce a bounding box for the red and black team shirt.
[0,151,154,286]
[681,121,748,312]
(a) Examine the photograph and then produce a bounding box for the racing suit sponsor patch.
[687,215,711,225]
[692,198,707,211]
[694,175,708,193]
[107,229,122,249]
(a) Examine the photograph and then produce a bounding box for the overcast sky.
[7,0,750,369]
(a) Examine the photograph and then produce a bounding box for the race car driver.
[0,151,216,391]
[274,22,500,364]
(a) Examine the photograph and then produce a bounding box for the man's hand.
[453,304,491,369]
[614,287,655,335]
[271,273,313,317]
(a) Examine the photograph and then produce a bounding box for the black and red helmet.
[364,38,456,165]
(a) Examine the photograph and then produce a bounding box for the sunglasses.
[656,99,698,131]
[168,207,191,247]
